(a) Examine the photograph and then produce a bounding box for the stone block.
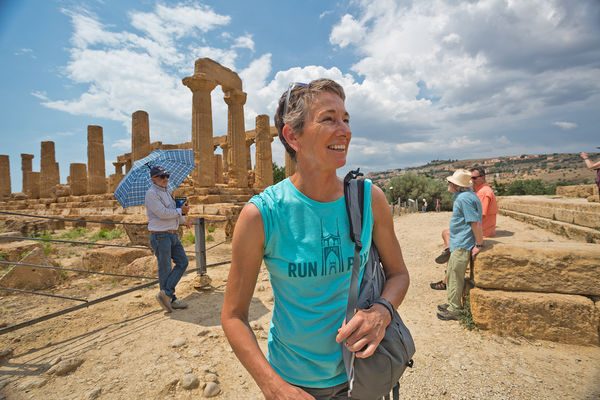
[475,242,600,295]
[0,241,42,262]
[82,247,152,273]
[470,288,599,346]
[0,247,62,294]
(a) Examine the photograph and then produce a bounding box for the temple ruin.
[0,58,294,227]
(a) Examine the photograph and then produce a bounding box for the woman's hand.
[335,303,391,358]
[264,382,316,400]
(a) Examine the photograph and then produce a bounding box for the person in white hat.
[437,169,483,321]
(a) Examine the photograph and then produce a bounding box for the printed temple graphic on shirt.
[287,218,367,277]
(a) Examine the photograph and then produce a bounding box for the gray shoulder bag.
[342,169,415,400]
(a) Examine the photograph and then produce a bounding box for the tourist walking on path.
[145,166,191,313]
[221,79,410,399]
[437,169,483,321]
[580,152,600,201]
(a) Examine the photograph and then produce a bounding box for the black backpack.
[341,169,415,400]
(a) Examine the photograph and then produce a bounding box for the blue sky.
[1,0,599,192]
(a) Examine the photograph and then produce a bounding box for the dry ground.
[1,213,599,399]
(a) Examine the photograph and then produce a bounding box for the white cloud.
[329,14,366,48]
[553,121,578,130]
[232,34,255,51]
[112,139,131,150]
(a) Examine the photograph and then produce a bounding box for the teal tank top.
[249,178,373,388]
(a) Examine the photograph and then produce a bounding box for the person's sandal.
[435,248,451,264]
[430,280,447,290]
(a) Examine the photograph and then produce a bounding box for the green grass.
[459,295,477,331]
[60,227,88,240]
[206,225,216,233]
[181,232,195,245]
[90,228,123,242]
[0,252,8,261]
[206,234,214,242]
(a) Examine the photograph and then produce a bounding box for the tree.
[385,173,453,211]
[273,162,286,184]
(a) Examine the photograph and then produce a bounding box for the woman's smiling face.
[294,91,351,171]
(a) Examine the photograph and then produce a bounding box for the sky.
[1,0,599,192]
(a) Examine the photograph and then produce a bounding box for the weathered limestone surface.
[69,163,87,196]
[183,77,217,187]
[25,171,40,199]
[82,247,152,273]
[500,209,600,244]
[0,155,10,198]
[470,288,599,346]
[254,114,273,189]
[0,247,62,294]
[87,125,107,194]
[40,141,60,198]
[556,184,596,199]
[224,89,248,188]
[497,195,600,229]
[21,154,34,196]
[132,110,151,162]
[0,241,42,262]
[475,242,600,295]
[214,154,223,184]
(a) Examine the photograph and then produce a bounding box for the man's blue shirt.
[449,190,482,251]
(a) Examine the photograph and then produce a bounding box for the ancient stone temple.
[254,114,274,188]
[87,125,107,194]
[40,141,60,198]
[0,155,11,198]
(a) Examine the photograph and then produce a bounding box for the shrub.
[206,225,216,233]
[90,228,123,242]
[386,173,454,211]
[181,232,195,245]
[60,227,88,240]
[273,162,286,184]
[206,234,214,242]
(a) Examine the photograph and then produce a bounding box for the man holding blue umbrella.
[146,166,192,312]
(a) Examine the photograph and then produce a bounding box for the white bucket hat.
[446,169,472,188]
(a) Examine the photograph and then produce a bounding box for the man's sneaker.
[171,299,188,309]
[437,303,449,312]
[435,248,451,264]
[437,309,461,321]
[156,290,173,313]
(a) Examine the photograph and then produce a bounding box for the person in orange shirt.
[430,166,497,290]
[470,167,498,237]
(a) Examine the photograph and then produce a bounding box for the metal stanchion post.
[193,217,211,289]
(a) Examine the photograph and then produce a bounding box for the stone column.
[87,125,107,194]
[246,138,254,171]
[113,162,124,175]
[21,154,34,195]
[125,159,132,173]
[254,115,274,189]
[40,141,60,198]
[0,155,11,198]
[70,163,87,196]
[220,142,230,175]
[224,88,248,188]
[108,162,125,192]
[285,152,296,177]
[26,171,40,199]
[182,76,217,187]
[214,154,224,184]
[132,110,151,162]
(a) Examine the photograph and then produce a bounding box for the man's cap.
[446,169,472,188]
[150,166,168,177]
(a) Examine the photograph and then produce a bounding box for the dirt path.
[1,213,599,399]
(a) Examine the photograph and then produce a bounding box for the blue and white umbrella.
[114,149,195,208]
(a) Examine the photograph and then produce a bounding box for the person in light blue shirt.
[437,169,483,321]
[145,166,191,313]
[221,79,410,400]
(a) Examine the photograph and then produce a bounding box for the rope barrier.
[0,260,156,280]
[0,210,146,226]
[0,287,89,302]
[0,259,231,335]
[206,238,231,251]
[0,210,236,225]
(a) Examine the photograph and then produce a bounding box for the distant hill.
[366,152,600,189]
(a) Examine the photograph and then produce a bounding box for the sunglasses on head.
[471,174,484,179]
[157,174,169,179]
[283,82,308,118]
